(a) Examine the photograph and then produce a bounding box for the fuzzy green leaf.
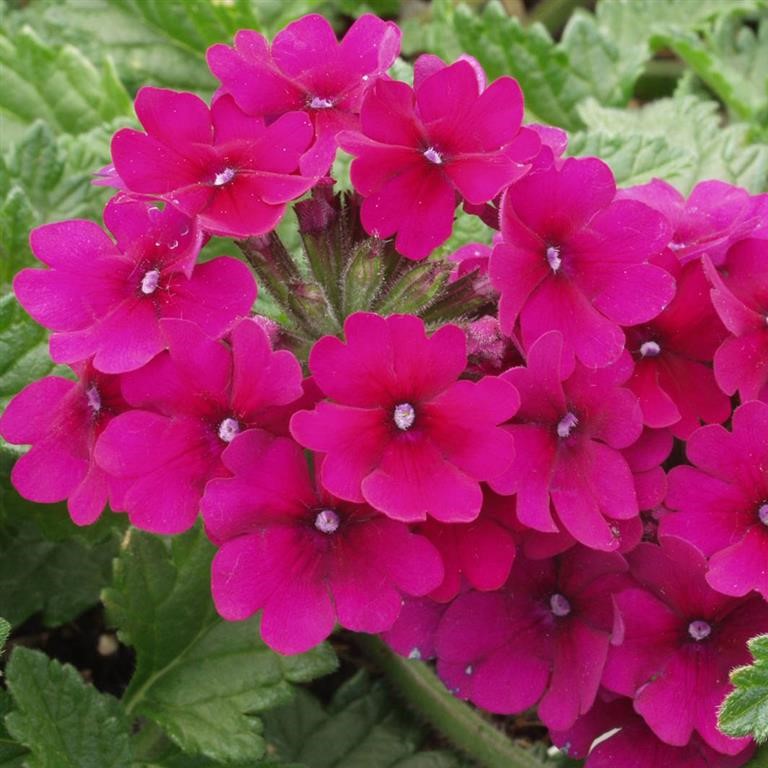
[653,11,768,126]
[0,618,8,655]
[0,292,56,409]
[263,671,461,768]
[105,527,338,764]
[574,95,768,193]
[719,634,768,743]
[25,0,327,95]
[4,647,133,768]
[0,689,28,768]
[0,119,131,286]
[0,516,117,627]
[0,25,131,148]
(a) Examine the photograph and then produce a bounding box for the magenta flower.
[603,536,768,754]
[110,89,316,238]
[418,488,517,602]
[551,695,756,768]
[490,331,644,551]
[624,255,729,437]
[203,431,443,654]
[208,13,401,175]
[663,400,768,600]
[338,60,538,259]
[434,547,630,730]
[0,363,127,525]
[619,178,765,267]
[290,312,519,523]
[95,318,303,533]
[490,157,675,368]
[382,596,450,662]
[13,198,255,374]
[704,242,768,402]
[622,427,672,512]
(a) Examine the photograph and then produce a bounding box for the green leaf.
[0,618,8,655]
[105,526,338,763]
[0,689,28,768]
[262,671,461,768]
[4,646,133,768]
[0,119,132,286]
[0,517,117,627]
[560,10,638,107]
[567,132,690,187]
[719,634,768,743]
[0,292,57,409]
[574,95,768,193]
[652,11,768,126]
[0,25,131,148]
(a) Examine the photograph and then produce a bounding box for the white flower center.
[557,412,579,439]
[309,96,334,109]
[759,503,768,526]
[393,403,416,431]
[688,620,712,641]
[314,508,340,534]
[640,340,662,358]
[86,385,102,414]
[140,269,161,295]
[423,147,443,165]
[213,167,236,186]
[550,593,572,617]
[546,245,562,272]
[217,417,241,443]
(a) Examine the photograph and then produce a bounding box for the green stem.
[356,634,546,768]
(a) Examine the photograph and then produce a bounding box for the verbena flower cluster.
[2,13,767,766]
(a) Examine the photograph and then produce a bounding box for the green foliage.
[571,95,768,193]
[719,634,768,743]
[0,119,131,287]
[4,647,133,768]
[0,617,8,655]
[652,10,768,136]
[0,292,58,408]
[262,671,461,768]
[104,527,338,763]
[0,23,131,148]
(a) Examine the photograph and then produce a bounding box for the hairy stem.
[356,634,547,768]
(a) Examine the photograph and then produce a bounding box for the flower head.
[339,60,538,259]
[490,157,675,368]
[203,431,443,653]
[290,312,519,523]
[208,13,401,175]
[110,89,317,237]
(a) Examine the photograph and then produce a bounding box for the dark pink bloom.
[14,198,255,374]
[663,401,768,600]
[490,157,675,368]
[704,242,768,402]
[490,331,644,551]
[382,596,450,662]
[625,256,729,437]
[204,431,443,654]
[207,13,401,175]
[338,60,538,259]
[619,178,764,267]
[603,536,768,754]
[0,363,127,525]
[290,313,519,523]
[418,488,517,602]
[551,695,756,768]
[110,89,316,238]
[434,547,630,730]
[95,318,303,533]
[622,427,673,512]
